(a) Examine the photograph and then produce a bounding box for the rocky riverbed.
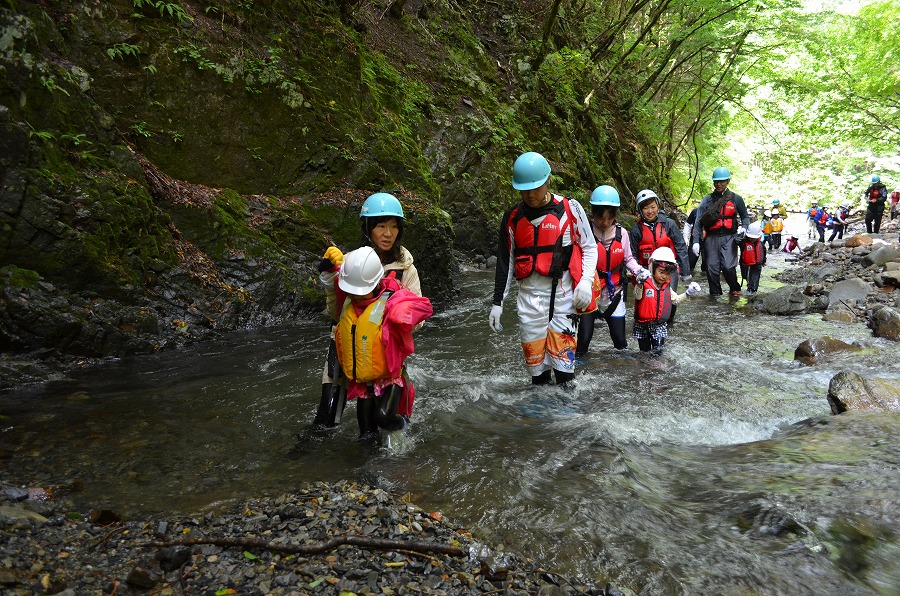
[1,480,618,595]
[763,218,900,341]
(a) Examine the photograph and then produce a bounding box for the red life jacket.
[509,196,585,282]
[808,207,819,218]
[509,196,597,314]
[596,225,626,296]
[636,221,675,266]
[740,238,764,266]
[707,196,737,232]
[817,210,829,225]
[634,277,672,324]
[891,191,900,204]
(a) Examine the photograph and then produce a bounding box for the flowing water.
[2,244,899,595]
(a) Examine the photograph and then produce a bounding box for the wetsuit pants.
[703,233,740,296]
[575,291,627,355]
[866,207,884,233]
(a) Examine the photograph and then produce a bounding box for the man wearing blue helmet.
[489,151,598,386]
[863,175,887,233]
[691,167,750,298]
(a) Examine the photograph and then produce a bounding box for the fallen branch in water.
[137,535,466,557]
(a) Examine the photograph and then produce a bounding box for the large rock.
[827,371,900,413]
[870,306,900,341]
[844,234,873,248]
[794,336,861,365]
[827,277,871,309]
[863,245,900,267]
[759,285,807,315]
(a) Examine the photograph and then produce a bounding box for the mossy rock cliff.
[1,0,656,387]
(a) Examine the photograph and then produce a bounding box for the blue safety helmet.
[872,175,880,183]
[712,167,731,181]
[772,199,780,205]
[360,193,404,219]
[589,185,620,206]
[512,152,551,191]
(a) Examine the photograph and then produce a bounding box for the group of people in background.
[311,155,896,441]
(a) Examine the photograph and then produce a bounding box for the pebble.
[0,480,615,595]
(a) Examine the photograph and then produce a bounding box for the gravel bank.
[1,481,618,595]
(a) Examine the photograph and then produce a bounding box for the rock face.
[827,371,900,413]
[827,278,871,309]
[864,246,900,267]
[794,336,861,365]
[844,234,873,248]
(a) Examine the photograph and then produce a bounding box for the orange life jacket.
[770,219,784,232]
[334,291,393,383]
[634,277,672,324]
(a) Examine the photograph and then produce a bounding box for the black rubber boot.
[531,370,552,385]
[356,398,378,440]
[375,385,406,431]
[313,383,345,428]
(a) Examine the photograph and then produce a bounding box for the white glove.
[692,242,700,256]
[735,226,746,240]
[488,305,503,332]
[635,267,651,283]
[572,279,593,310]
[685,282,701,297]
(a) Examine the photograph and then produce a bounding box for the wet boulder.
[758,285,807,315]
[869,306,900,341]
[827,371,900,413]
[794,336,861,365]
[827,278,871,309]
[863,246,900,267]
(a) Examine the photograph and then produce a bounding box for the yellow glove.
[324,246,344,266]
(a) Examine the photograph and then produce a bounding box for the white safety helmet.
[636,189,660,209]
[763,209,771,217]
[746,222,763,239]
[338,246,384,294]
[649,246,677,266]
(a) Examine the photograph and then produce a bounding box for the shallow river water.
[2,247,899,595]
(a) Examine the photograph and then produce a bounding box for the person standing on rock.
[863,175,887,233]
[806,200,820,240]
[691,167,750,298]
[815,205,831,243]
[489,151,598,386]
[315,193,423,430]
[829,205,849,241]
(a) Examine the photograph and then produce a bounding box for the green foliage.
[132,0,193,24]
[107,42,140,61]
